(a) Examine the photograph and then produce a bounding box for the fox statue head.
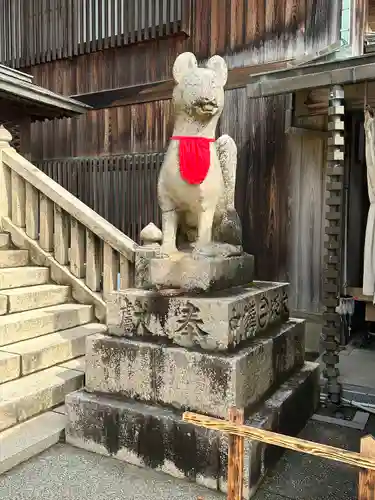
[172,52,228,122]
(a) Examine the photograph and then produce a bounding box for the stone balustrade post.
[0,126,12,230]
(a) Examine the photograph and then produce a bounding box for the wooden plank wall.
[286,118,327,313]
[353,0,367,55]
[30,100,174,159]
[217,89,290,282]
[369,0,375,29]
[29,0,341,158]
[0,0,187,68]
[27,0,340,93]
[26,0,342,312]
[36,153,163,243]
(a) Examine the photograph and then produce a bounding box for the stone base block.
[149,252,254,292]
[86,319,305,418]
[107,281,289,351]
[66,362,319,499]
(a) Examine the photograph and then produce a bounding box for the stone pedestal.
[66,363,318,497]
[85,319,305,418]
[66,281,319,498]
[149,251,254,292]
[107,282,289,351]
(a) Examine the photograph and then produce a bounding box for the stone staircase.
[0,126,137,475]
[0,238,106,473]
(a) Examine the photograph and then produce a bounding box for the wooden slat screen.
[368,0,375,31]
[36,153,163,243]
[0,0,189,68]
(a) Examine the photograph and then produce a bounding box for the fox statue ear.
[206,55,228,87]
[173,52,198,84]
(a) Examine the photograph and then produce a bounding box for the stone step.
[0,233,10,249]
[85,319,305,418]
[0,351,19,384]
[0,410,67,475]
[66,362,319,499]
[0,303,94,347]
[0,250,29,268]
[53,404,66,415]
[0,267,50,291]
[0,359,85,431]
[61,356,85,372]
[0,284,71,314]
[0,323,107,378]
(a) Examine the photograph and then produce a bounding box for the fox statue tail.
[214,134,242,246]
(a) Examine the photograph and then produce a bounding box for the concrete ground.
[0,417,365,500]
[319,341,375,405]
[337,346,375,388]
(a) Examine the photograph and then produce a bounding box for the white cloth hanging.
[363,108,375,298]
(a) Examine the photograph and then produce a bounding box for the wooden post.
[227,408,244,500]
[359,436,375,499]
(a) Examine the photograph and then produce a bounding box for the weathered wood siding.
[36,153,163,243]
[217,89,290,282]
[29,0,341,158]
[369,0,375,30]
[286,124,327,313]
[29,0,341,159]
[25,0,341,313]
[30,100,174,159]
[0,0,189,67]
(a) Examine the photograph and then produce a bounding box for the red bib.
[171,136,215,185]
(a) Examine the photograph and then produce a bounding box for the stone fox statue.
[157,52,242,255]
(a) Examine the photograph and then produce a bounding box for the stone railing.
[0,126,138,322]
